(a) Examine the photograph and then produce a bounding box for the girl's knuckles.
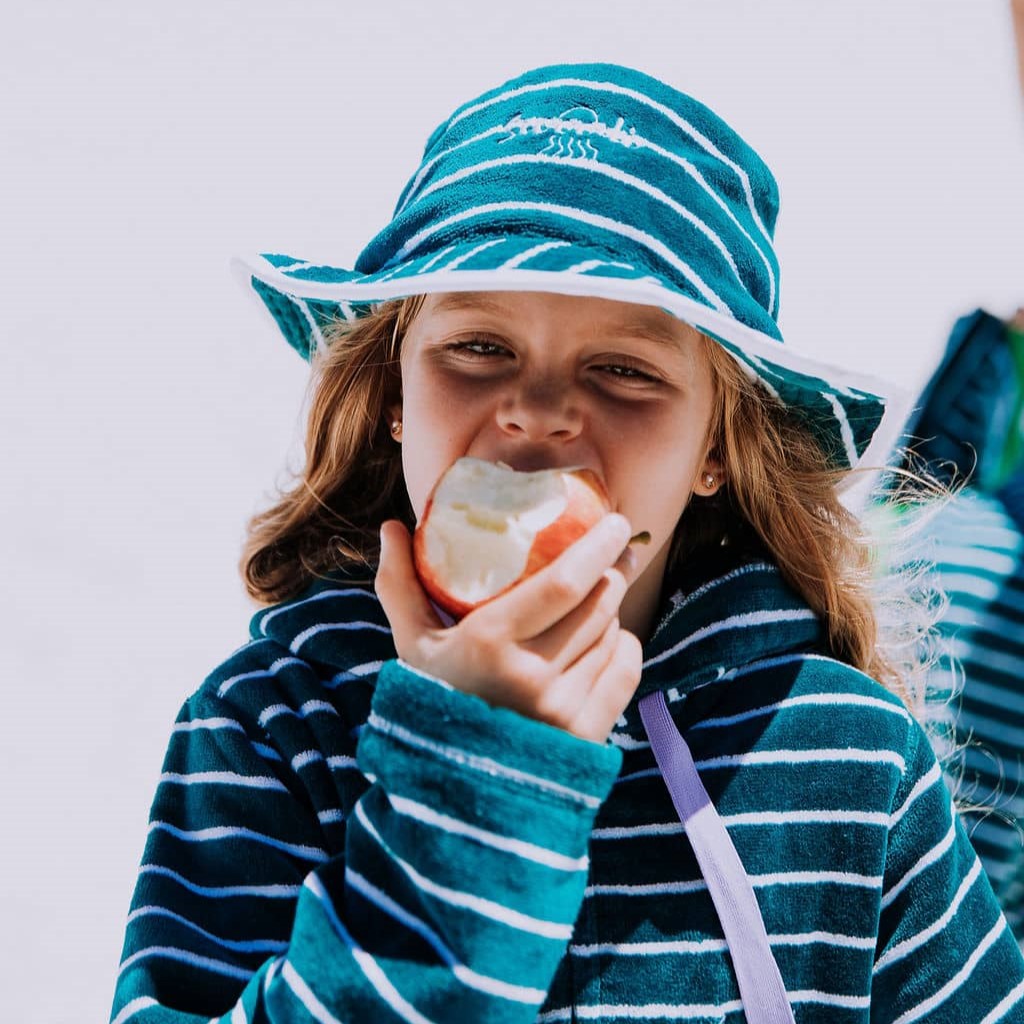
[540,571,586,607]
[534,688,574,728]
[593,586,622,623]
[597,619,621,653]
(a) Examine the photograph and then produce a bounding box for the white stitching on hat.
[498,107,636,160]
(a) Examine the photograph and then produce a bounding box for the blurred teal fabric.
[897,310,1024,942]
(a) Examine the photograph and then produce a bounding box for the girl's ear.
[693,454,726,497]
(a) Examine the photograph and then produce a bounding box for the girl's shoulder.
[726,651,939,788]
[244,570,389,656]
[692,647,916,739]
[182,571,395,732]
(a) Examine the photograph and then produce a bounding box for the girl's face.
[390,290,722,635]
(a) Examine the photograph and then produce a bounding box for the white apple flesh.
[412,457,612,620]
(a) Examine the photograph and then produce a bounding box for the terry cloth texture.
[890,309,1024,941]
[913,483,1024,943]
[901,309,1022,490]
[110,551,1024,1023]
[233,62,906,475]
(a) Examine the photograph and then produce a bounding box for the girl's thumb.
[375,520,441,644]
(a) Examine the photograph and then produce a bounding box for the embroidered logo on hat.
[498,106,639,161]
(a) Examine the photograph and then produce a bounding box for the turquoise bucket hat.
[234,62,905,474]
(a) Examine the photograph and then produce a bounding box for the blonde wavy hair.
[242,296,913,703]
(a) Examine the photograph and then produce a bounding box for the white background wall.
[2,1,1022,1019]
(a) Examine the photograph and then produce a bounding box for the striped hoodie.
[111,548,1024,1023]
[910,485,1024,940]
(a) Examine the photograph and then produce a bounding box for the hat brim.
[232,243,910,486]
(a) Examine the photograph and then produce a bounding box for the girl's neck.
[621,544,672,643]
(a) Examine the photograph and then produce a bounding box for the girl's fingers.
[522,537,638,669]
[567,630,644,743]
[473,513,634,641]
[374,520,442,655]
[522,566,629,671]
[534,617,622,727]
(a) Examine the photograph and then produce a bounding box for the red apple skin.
[412,465,612,621]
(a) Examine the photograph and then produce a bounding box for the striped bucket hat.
[234,62,904,473]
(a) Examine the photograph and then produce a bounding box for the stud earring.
[390,420,403,438]
[703,472,716,489]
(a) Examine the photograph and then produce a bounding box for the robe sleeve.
[110,651,622,1024]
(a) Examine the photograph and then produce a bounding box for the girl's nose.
[495,378,583,442]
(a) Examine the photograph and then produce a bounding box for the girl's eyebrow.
[429,293,512,316]
[608,320,685,349]
[429,294,685,349]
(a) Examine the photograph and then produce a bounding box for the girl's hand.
[375,515,643,744]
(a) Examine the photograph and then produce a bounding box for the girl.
[111,63,1024,1023]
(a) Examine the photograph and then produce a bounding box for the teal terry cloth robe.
[911,478,1024,942]
[110,548,1024,1023]
[893,309,1024,942]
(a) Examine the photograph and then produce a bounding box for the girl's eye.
[445,338,512,359]
[595,362,661,385]
[442,340,660,386]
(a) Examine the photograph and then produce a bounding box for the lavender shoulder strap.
[638,690,795,1024]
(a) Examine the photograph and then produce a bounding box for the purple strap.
[639,690,795,1024]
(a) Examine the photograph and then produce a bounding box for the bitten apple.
[412,457,613,620]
